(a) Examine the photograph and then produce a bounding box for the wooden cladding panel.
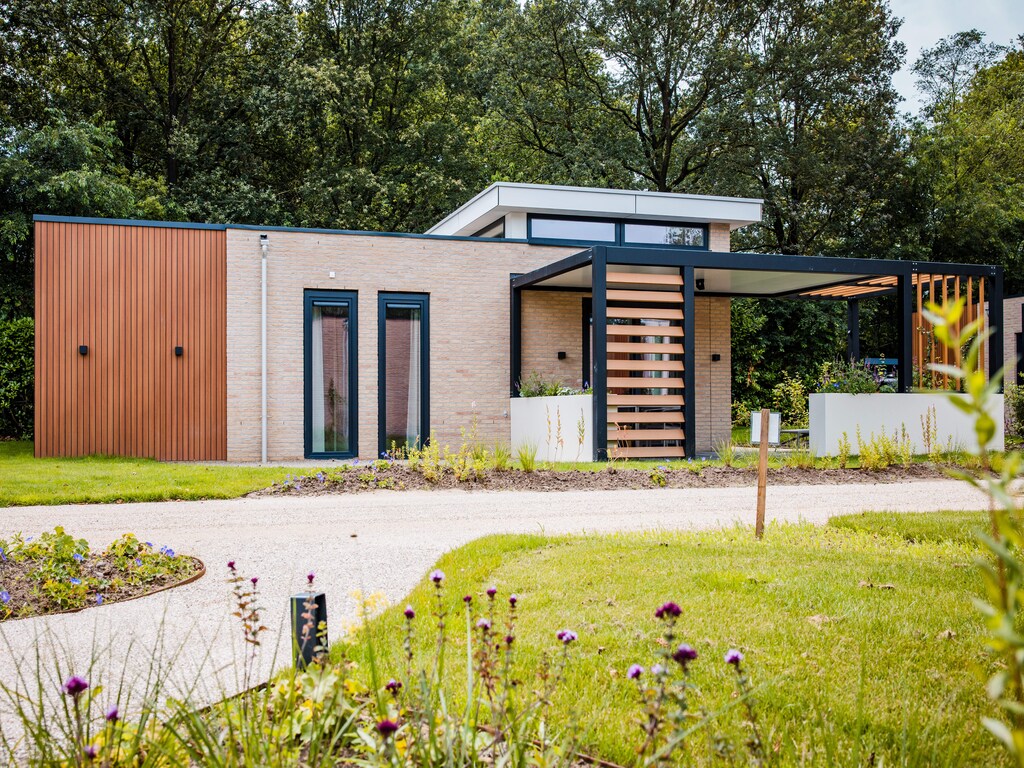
[607,411,685,424]
[610,445,686,458]
[35,221,227,460]
[607,324,685,338]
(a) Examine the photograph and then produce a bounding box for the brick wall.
[521,292,585,389]
[225,224,734,461]
[226,232,579,460]
[1006,296,1024,387]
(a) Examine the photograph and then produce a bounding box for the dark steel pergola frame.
[510,245,1004,461]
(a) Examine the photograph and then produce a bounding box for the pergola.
[510,246,1004,460]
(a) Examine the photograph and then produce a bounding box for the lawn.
[0,441,315,506]
[339,512,1004,767]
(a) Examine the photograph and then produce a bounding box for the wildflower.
[307,572,315,586]
[62,676,89,698]
[381,451,388,458]
[505,634,515,646]
[463,594,472,604]
[83,745,97,760]
[316,472,325,483]
[144,542,152,548]
[96,595,104,605]
[725,649,744,666]
[70,578,81,586]
[250,577,259,587]
[0,547,5,562]
[628,664,644,679]
[227,561,236,572]
[0,591,9,604]
[652,664,665,676]
[404,605,415,619]
[486,586,497,598]
[105,705,119,722]
[509,594,518,606]
[73,553,84,562]
[164,548,175,558]
[556,629,577,644]
[376,719,399,737]
[134,558,142,567]
[673,643,698,667]
[385,679,402,695]
[477,618,491,630]
[430,569,445,584]
[654,601,682,619]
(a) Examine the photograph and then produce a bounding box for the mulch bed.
[0,555,205,622]
[249,463,947,498]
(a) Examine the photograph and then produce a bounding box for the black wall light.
[557,351,567,360]
[696,278,705,291]
[174,346,184,357]
[711,353,721,362]
[78,345,88,356]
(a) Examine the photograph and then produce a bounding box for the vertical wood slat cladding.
[34,221,227,459]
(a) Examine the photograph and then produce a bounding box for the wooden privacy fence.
[909,272,989,390]
[34,219,228,460]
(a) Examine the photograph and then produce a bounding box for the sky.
[888,0,1024,112]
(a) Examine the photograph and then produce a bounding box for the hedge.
[0,317,33,439]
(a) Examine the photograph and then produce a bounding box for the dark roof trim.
[32,214,533,244]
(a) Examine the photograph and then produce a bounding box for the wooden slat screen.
[34,220,227,459]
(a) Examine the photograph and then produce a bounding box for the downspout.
[260,234,268,464]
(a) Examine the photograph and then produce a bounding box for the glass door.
[378,293,429,454]
[304,290,358,458]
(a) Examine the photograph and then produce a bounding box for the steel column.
[988,267,1004,389]
[897,270,914,392]
[847,299,860,363]
[510,278,522,397]
[682,265,696,458]
[592,248,608,461]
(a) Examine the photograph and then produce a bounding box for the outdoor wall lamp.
[78,345,88,356]
[557,351,567,360]
[711,353,722,362]
[174,346,184,357]
[696,278,705,291]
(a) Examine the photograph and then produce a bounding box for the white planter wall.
[510,395,593,463]
[809,393,1004,456]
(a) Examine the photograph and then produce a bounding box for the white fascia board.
[426,182,763,235]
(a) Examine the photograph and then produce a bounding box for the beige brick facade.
[225,223,734,461]
[1006,296,1024,388]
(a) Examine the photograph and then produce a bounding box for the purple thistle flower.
[652,663,665,677]
[227,561,236,572]
[476,618,491,630]
[673,643,698,666]
[557,629,577,645]
[73,553,84,562]
[430,569,445,584]
[0,591,10,604]
[486,586,497,598]
[62,676,89,698]
[404,605,415,619]
[655,602,682,619]
[463,594,472,604]
[509,594,518,606]
[376,719,399,737]
[250,577,259,586]
[628,664,644,679]
[105,705,119,722]
[70,578,81,586]
[505,634,514,646]
[725,649,744,666]
[307,572,315,586]
[385,679,402,695]
[83,745,97,760]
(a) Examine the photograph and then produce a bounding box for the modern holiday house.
[33,183,1006,462]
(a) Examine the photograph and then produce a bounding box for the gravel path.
[0,480,989,729]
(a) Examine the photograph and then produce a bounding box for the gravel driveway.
[0,480,990,728]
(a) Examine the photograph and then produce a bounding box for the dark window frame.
[304,289,359,459]
[526,214,708,250]
[378,292,430,455]
[471,218,506,238]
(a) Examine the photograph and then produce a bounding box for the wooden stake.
[756,408,769,540]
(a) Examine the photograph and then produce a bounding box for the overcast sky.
[889,0,1024,112]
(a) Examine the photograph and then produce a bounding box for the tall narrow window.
[304,290,358,458]
[379,293,429,454]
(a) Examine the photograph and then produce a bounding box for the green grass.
[829,509,991,546]
[0,441,313,506]
[339,517,1004,767]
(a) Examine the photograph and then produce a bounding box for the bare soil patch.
[249,463,946,498]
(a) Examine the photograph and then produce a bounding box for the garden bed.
[0,528,203,621]
[250,462,946,497]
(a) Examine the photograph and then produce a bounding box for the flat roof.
[426,183,764,236]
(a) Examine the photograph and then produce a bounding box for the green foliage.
[516,371,587,398]
[854,424,913,470]
[1006,383,1024,441]
[837,431,851,469]
[816,359,889,394]
[0,317,33,438]
[516,442,537,473]
[770,374,808,426]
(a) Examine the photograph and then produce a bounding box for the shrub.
[770,374,808,426]
[816,359,888,395]
[1006,382,1024,440]
[0,317,33,439]
[731,400,751,427]
[516,371,586,398]
[516,441,537,472]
